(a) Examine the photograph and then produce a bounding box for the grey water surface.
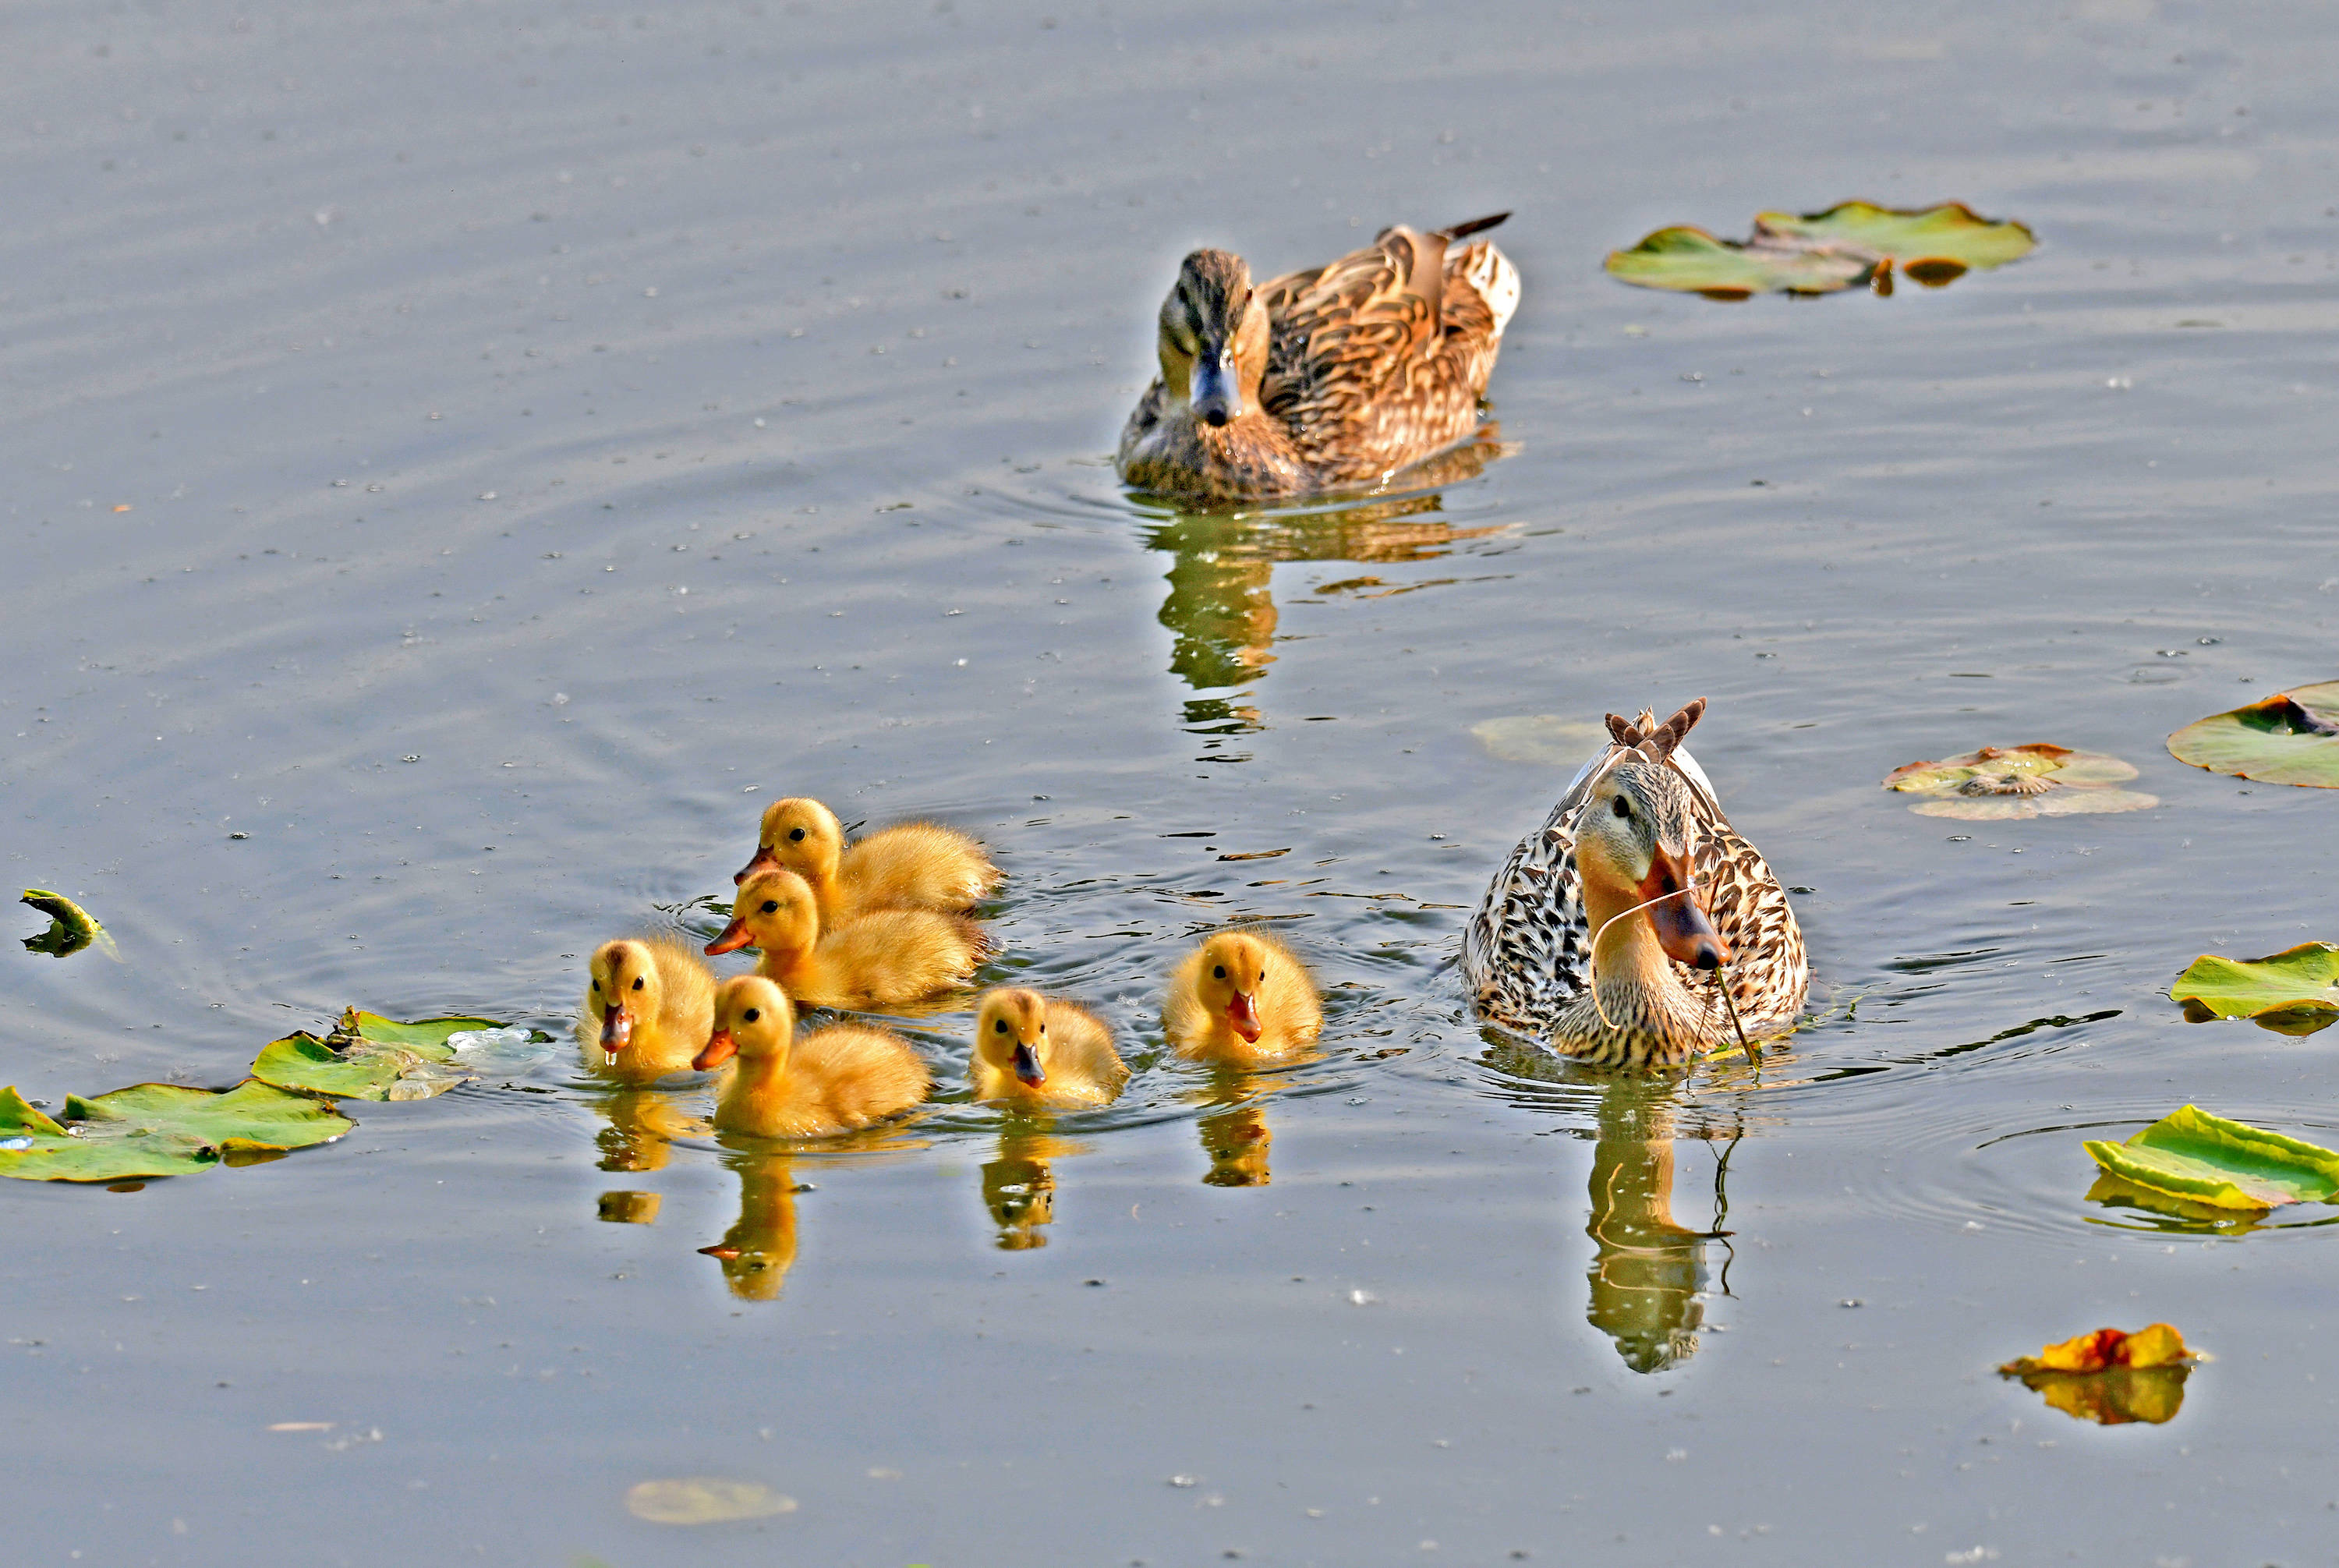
[6,0,2339,1563]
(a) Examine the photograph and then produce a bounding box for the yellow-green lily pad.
[1603,226,1870,300]
[2166,681,2339,788]
[623,1478,798,1525]
[2170,943,2339,1036]
[2083,1105,2339,1212]
[20,888,108,958]
[0,1080,352,1183]
[251,1009,515,1101]
[1608,200,2035,299]
[1883,743,2157,819]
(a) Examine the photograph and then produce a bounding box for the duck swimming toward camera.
[1116,214,1519,501]
[1462,700,1807,1068]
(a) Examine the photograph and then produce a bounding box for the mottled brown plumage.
[1118,214,1520,501]
[1463,701,1808,1069]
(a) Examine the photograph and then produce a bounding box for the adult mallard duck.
[1462,700,1806,1069]
[1116,213,1520,501]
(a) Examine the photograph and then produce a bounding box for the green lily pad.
[251,1009,515,1101]
[0,1080,352,1183]
[1603,226,1870,300]
[624,1478,798,1525]
[1883,743,2157,819]
[2166,681,2339,788]
[1470,715,1609,766]
[2170,943,2339,1036]
[1608,200,2035,299]
[2083,1105,2339,1212]
[20,888,110,958]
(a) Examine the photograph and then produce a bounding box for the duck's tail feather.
[1436,211,1512,242]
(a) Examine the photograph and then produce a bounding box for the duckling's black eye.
[760,900,779,914]
[1612,795,1633,820]
[744,1007,760,1023]
[590,979,600,993]
[994,1018,1009,1033]
[787,826,806,842]
[632,976,644,990]
[1212,965,1226,980]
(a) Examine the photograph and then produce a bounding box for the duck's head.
[587,939,663,1067]
[1194,931,1276,1044]
[734,797,843,887]
[706,869,819,957]
[975,987,1052,1088]
[1159,250,1271,429]
[1575,757,1730,972]
[695,974,794,1072]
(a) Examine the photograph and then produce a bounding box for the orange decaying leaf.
[2000,1322,2194,1376]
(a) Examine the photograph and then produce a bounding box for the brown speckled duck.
[1463,700,1807,1069]
[1116,214,1520,501]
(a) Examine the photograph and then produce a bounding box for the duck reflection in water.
[1583,1081,1739,1374]
[1136,442,1508,729]
[699,1150,801,1301]
[981,1126,1092,1250]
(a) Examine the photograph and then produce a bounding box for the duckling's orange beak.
[600,1004,631,1064]
[704,918,753,956]
[694,1028,738,1071]
[1226,990,1262,1043]
[1640,843,1730,971]
[732,848,779,887]
[1011,1042,1046,1088]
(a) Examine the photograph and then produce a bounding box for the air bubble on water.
[1349,1289,1380,1306]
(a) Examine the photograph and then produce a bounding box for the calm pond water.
[7,0,2339,1563]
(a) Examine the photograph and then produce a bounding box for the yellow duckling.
[1162,929,1322,1067]
[733,797,1000,923]
[706,869,985,1011]
[968,986,1128,1109]
[693,975,931,1139]
[576,936,717,1081]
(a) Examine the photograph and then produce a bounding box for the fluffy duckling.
[706,869,985,1011]
[968,986,1128,1110]
[576,936,717,1082]
[694,975,931,1139]
[733,797,1000,923]
[1162,929,1322,1067]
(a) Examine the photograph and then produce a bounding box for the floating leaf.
[1470,715,1609,766]
[623,1478,797,1525]
[1602,226,1870,300]
[2171,943,2339,1036]
[1882,743,2156,819]
[19,888,110,958]
[335,1007,504,1048]
[253,1010,527,1101]
[0,1081,352,1183]
[2083,1105,2339,1211]
[2166,681,2339,788]
[1608,201,2035,299]
[1998,1324,2200,1426]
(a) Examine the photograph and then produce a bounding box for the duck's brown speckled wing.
[1258,227,1509,487]
[1462,756,1602,1037]
[1679,779,1809,1040]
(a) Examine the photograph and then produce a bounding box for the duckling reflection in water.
[589,1086,700,1174]
[980,1127,1093,1251]
[1583,1082,1737,1374]
[699,1151,801,1302]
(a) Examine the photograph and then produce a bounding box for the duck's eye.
[760,900,779,914]
[632,976,644,990]
[994,1018,1009,1034]
[787,826,806,842]
[589,979,600,993]
[1212,965,1226,980]
[744,1007,760,1024]
[1612,795,1633,820]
